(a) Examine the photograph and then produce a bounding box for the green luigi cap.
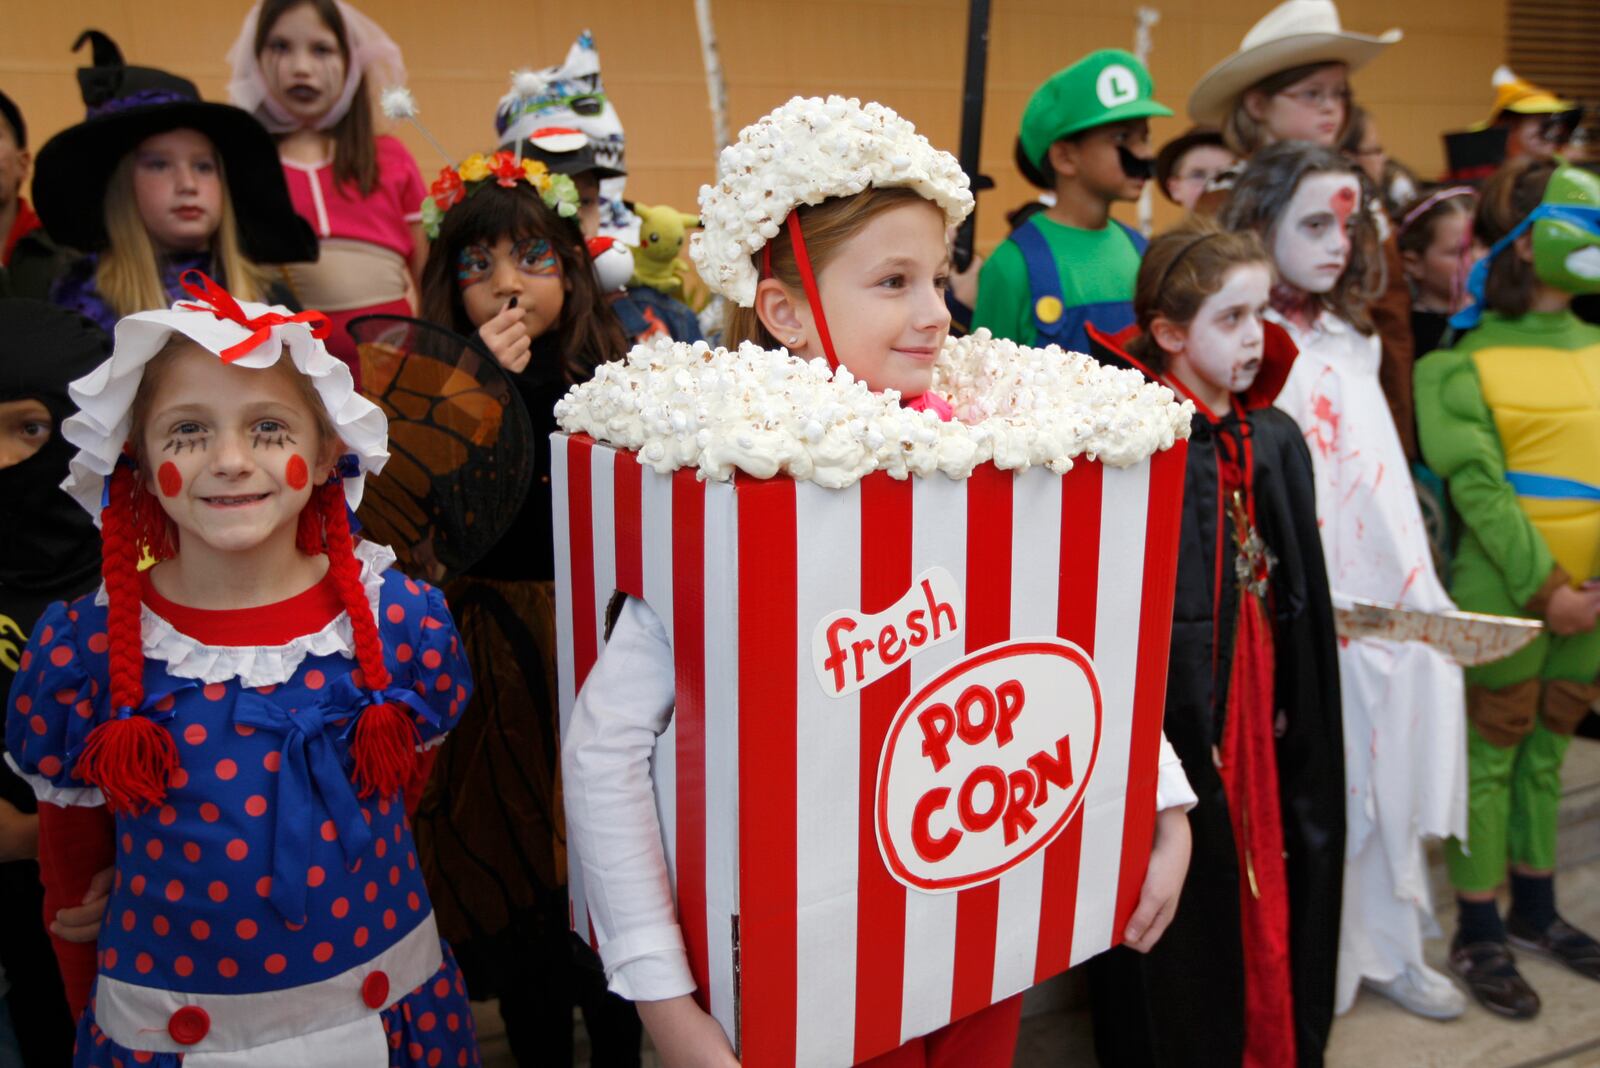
[1019,50,1173,169]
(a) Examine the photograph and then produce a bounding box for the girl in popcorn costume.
[4,275,480,1066]
[562,96,1198,1068]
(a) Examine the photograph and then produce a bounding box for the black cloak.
[1083,323,1346,1068]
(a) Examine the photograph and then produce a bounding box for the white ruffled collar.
[96,541,396,689]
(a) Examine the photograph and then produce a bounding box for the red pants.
[857,995,1022,1068]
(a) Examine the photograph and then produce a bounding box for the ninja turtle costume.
[1414,163,1600,1013]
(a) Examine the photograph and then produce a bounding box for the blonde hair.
[723,186,936,347]
[96,146,272,319]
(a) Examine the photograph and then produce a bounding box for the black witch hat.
[32,30,316,264]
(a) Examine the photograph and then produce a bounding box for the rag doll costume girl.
[5,276,479,1066]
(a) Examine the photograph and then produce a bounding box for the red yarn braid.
[75,463,179,814]
[311,480,419,797]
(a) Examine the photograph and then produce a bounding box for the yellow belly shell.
[1475,341,1600,583]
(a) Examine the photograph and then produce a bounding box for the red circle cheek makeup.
[285,454,309,491]
[157,461,183,498]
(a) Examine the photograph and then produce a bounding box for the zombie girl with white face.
[1223,142,1471,1024]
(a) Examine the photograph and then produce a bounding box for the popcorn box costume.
[5,277,480,1067]
[557,98,1195,1068]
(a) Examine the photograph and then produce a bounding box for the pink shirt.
[280,135,426,260]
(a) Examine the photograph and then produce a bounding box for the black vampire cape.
[1083,323,1345,1068]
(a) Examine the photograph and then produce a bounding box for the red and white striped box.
[554,432,1187,1067]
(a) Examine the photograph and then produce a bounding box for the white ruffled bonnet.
[690,96,974,308]
[62,282,389,523]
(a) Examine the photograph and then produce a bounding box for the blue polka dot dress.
[5,544,483,1067]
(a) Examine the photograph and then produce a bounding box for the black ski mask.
[0,301,110,594]
[1117,145,1154,181]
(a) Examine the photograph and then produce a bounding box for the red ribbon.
[758,217,839,370]
[176,270,332,363]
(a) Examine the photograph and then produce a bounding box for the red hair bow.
[176,270,333,363]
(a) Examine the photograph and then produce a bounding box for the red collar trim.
[3,198,41,266]
[139,569,345,647]
[1085,320,1300,416]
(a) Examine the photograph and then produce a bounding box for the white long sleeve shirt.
[563,595,1198,1002]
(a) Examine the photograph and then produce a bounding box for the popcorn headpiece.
[691,96,974,310]
[63,271,389,522]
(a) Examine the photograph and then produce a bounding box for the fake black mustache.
[1118,146,1154,181]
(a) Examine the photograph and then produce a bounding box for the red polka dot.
[145,839,163,861]
[158,805,177,826]
[157,461,182,498]
[207,881,228,903]
[435,674,452,693]
[307,865,326,887]
[155,694,177,713]
[236,918,258,940]
[263,751,281,772]
[285,454,309,491]
[121,833,133,853]
[364,881,378,903]
[129,875,146,896]
[190,919,210,940]
[264,953,287,974]
[135,953,153,974]
[331,897,350,919]
[354,926,369,948]
[36,755,62,777]
[428,1048,443,1067]
[17,651,30,671]
[313,941,334,963]
[165,880,184,902]
[421,649,442,670]
[184,842,202,863]
[170,768,190,788]
[225,839,248,861]
[388,866,401,886]
[49,646,72,667]
[286,919,305,932]
[256,876,273,898]
[120,909,135,932]
[217,958,238,979]
[152,915,170,936]
[434,978,450,998]
[87,632,109,654]
[38,625,54,645]
[409,1043,424,1061]
[374,837,387,858]
[103,948,117,969]
[321,820,337,842]
[416,1013,437,1033]
[245,794,268,816]
[256,684,277,695]
[134,1051,154,1065]
[203,683,226,701]
[182,724,207,745]
[407,891,420,911]
[305,670,326,690]
[75,700,94,720]
[382,908,396,930]
[396,644,413,663]
[421,616,443,631]
[234,723,256,737]
[29,714,47,735]
[200,802,220,822]
[174,955,194,977]
[386,604,405,624]
[215,759,237,781]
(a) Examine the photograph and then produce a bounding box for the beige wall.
[3,0,1504,254]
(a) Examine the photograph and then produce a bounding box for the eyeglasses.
[1276,85,1351,110]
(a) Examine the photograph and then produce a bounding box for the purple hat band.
[87,88,192,119]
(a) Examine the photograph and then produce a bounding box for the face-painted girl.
[1271,172,1360,295]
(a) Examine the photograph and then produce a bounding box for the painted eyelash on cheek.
[251,432,297,449]
[161,437,208,454]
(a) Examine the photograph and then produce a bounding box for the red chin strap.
[761,214,839,369]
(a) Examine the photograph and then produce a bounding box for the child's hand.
[636,994,740,1068]
[477,298,533,374]
[51,864,115,943]
[1123,806,1191,953]
[1547,583,1600,637]
[0,798,38,862]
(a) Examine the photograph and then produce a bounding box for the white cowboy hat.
[1187,0,1400,126]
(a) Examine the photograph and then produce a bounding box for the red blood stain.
[157,462,183,498]
[285,455,309,491]
[1330,186,1357,226]
[1310,393,1341,457]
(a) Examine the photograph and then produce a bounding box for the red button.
[362,970,390,1009]
[168,1005,210,1045]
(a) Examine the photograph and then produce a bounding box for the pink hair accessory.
[1399,185,1475,235]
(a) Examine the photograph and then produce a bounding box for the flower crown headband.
[381,86,579,240]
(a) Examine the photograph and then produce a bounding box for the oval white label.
[875,638,1102,893]
[1096,64,1140,108]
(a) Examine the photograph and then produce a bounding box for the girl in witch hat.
[37,31,316,338]
[227,0,427,375]
[4,274,481,1066]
